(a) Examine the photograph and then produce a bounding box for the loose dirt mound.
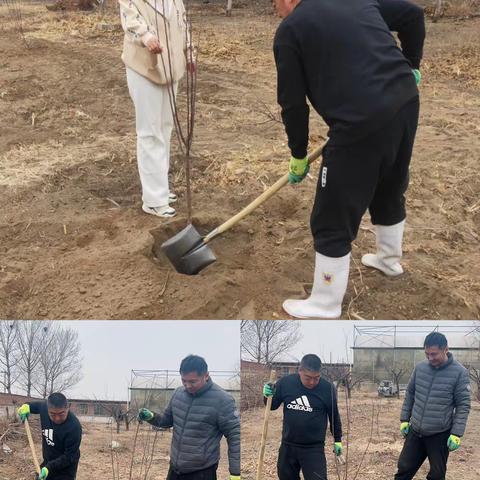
[0,4,479,319]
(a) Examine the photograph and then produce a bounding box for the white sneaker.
[282,252,350,319]
[142,204,176,218]
[361,220,405,276]
[168,193,177,204]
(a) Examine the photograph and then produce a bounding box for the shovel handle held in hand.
[204,141,328,244]
[24,418,41,475]
[256,370,276,480]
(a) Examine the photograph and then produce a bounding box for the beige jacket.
[119,0,189,85]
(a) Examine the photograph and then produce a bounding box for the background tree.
[468,366,480,401]
[34,324,83,398]
[240,320,302,365]
[17,321,51,397]
[0,321,20,394]
[384,359,410,398]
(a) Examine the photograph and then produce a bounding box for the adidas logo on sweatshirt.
[286,395,313,412]
[42,428,55,446]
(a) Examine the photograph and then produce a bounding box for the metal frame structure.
[351,324,480,386]
[128,369,240,409]
[353,324,480,350]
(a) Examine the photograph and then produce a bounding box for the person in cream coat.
[119,0,194,218]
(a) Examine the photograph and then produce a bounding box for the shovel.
[161,141,327,275]
[24,418,41,476]
[257,370,276,480]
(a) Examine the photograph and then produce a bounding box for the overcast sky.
[16,320,478,401]
[60,321,240,401]
[261,320,479,364]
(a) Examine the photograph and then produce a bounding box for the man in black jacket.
[17,393,82,480]
[263,354,342,480]
[273,0,425,318]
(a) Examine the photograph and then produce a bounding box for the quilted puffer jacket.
[400,352,471,437]
[147,378,240,475]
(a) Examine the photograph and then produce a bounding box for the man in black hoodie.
[17,393,82,480]
[273,0,425,319]
[263,354,342,480]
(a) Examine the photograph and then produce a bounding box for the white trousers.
[126,67,177,208]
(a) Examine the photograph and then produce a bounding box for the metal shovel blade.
[160,224,217,275]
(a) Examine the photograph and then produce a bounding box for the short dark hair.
[47,393,68,409]
[300,354,322,372]
[180,355,208,376]
[424,332,448,349]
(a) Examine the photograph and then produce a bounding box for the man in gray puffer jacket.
[394,331,471,480]
[138,355,240,480]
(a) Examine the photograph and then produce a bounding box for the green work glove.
[230,476,241,480]
[36,467,49,480]
[263,382,275,397]
[447,434,461,451]
[17,404,30,423]
[334,442,343,456]
[137,408,154,422]
[400,422,410,437]
[288,156,309,184]
[412,69,421,86]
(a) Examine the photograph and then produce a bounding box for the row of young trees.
[0,321,82,398]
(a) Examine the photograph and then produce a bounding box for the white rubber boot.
[283,252,350,319]
[361,220,405,276]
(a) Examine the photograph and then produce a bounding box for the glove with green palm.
[447,434,461,452]
[288,156,309,184]
[412,69,421,86]
[400,422,410,437]
[138,408,154,422]
[230,476,241,480]
[262,383,275,398]
[35,467,49,480]
[334,442,343,456]
[17,404,30,423]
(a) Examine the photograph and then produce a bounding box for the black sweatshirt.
[267,374,342,447]
[274,0,425,158]
[29,402,82,478]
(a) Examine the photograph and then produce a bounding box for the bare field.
[0,3,479,319]
[241,393,480,480]
[0,418,230,479]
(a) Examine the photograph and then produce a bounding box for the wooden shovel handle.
[203,141,328,243]
[256,370,276,480]
[24,418,41,475]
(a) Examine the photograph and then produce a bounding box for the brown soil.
[241,393,480,480]
[0,418,230,479]
[0,3,479,319]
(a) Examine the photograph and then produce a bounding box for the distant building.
[129,370,240,411]
[352,325,480,391]
[0,393,127,422]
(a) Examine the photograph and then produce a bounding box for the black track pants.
[166,463,218,480]
[311,97,420,257]
[394,430,450,480]
[277,443,327,480]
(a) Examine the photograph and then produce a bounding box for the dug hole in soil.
[0,1,479,319]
